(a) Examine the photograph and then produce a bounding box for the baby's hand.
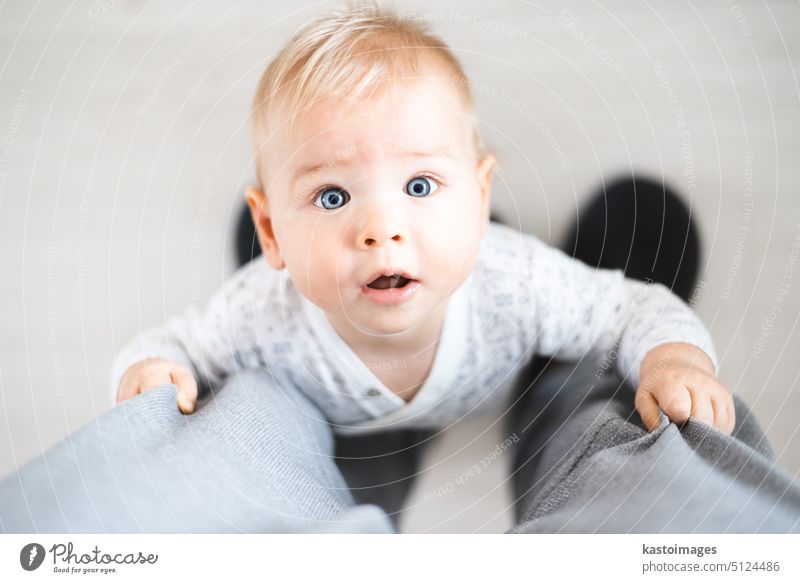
[634,343,735,434]
[116,357,198,414]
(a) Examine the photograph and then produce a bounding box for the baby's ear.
[245,186,285,270]
[476,154,496,237]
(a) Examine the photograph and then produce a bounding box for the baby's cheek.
[440,189,484,228]
[314,241,349,287]
[282,234,324,293]
[428,234,476,282]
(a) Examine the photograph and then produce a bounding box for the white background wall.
[1,0,798,532]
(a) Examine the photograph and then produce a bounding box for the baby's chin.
[351,308,425,337]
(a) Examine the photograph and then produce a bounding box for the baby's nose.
[356,209,407,249]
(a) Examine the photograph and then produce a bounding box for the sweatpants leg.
[0,368,394,533]
[504,356,800,533]
[334,428,434,529]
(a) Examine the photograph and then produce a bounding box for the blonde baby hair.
[250,0,485,189]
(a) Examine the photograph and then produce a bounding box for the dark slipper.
[561,174,700,303]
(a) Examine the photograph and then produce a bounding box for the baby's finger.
[727,398,737,433]
[689,389,715,427]
[171,366,198,414]
[138,370,174,394]
[713,393,736,435]
[710,394,730,434]
[655,384,692,426]
[116,380,140,404]
[116,366,143,404]
[635,388,662,432]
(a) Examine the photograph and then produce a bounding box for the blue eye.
[406,176,437,197]
[313,187,350,210]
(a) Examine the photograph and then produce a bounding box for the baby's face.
[248,76,494,339]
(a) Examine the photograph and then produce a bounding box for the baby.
[110,1,734,436]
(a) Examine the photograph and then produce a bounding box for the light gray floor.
[1,0,798,533]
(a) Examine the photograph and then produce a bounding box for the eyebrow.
[290,148,454,187]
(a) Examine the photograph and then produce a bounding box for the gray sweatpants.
[1,357,798,533]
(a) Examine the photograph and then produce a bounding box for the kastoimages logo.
[20,543,46,571]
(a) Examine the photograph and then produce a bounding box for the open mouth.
[366,274,414,289]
